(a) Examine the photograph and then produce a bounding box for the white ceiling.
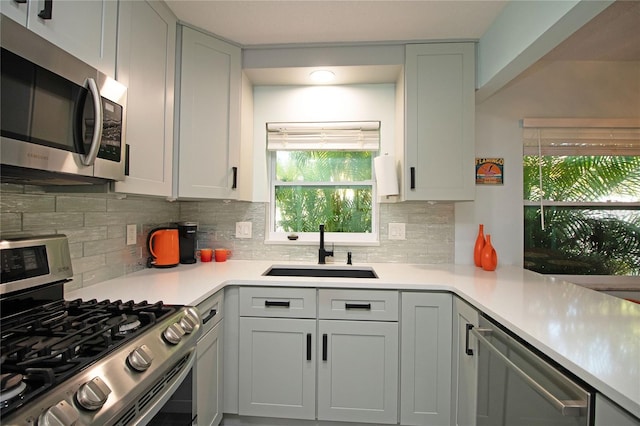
[165,1,640,87]
[164,0,508,47]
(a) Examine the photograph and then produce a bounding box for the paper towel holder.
[374,153,399,197]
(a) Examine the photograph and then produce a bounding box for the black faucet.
[318,224,334,264]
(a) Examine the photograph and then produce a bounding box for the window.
[522,119,640,277]
[267,122,380,244]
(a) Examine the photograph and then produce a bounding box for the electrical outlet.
[388,223,406,240]
[126,224,137,245]
[235,221,252,239]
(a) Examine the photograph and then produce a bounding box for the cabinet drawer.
[197,289,224,334]
[240,287,316,318]
[318,290,398,321]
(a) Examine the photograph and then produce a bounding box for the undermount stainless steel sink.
[263,265,378,279]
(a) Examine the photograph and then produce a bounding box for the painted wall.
[250,84,397,202]
[457,59,640,266]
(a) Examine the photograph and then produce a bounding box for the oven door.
[132,352,196,426]
[471,317,593,426]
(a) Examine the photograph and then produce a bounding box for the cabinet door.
[400,292,453,426]
[238,317,316,419]
[453,297,479,426]
[177,26,241,199]
[197,320,223,426]
[405,43,475,201]
[595,394,640,426]
[114,0,176,197]
[318,320,398,424]
[1,0,28,26]
[25,0,117,76]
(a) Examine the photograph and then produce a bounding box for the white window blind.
[266,121,380,151]
[522,118,640,155]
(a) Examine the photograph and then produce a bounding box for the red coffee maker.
[146,227,180,268]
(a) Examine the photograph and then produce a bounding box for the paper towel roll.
[374,155,399,196]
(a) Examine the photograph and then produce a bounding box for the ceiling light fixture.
[309,70,335,83]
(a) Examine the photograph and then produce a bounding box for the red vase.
[481,234,498,271]
[473,224,485,267]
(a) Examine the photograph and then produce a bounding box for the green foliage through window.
[273,151,373,234]
[523,155,640,275]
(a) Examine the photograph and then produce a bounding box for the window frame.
[521,119,640,283]
[266,150,379,245]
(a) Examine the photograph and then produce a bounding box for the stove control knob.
[179,308,200,334]
[127,344,154,372]
[38,400,79,426]
[163,322,186,345]
[76,376,112,411]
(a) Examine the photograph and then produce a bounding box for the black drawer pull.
[322,334,328,361]
[345,303,371,310]
[410,167,416,189]
[202,309,217,324]
[465,324,474,356]
[265,300,290,308]
[38,0,53,19]
[306,333,312,361]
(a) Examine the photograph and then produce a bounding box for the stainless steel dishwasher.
[467,314,593,425]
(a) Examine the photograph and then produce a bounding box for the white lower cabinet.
[453,297,479,426]
[237,286,317,420]
[400,292,453,426]
[238,317,316,419]
[196,290,224,426]
[317,319,399,424]
[318,289,399,424]
[595,394,640,426]
[197,320,223,426]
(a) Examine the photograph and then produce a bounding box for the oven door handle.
[131,348,196,426]
[471,327,587,417]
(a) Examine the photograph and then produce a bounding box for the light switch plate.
[236,221,252,239]
[126,224,137,245]
[388,222,406,240]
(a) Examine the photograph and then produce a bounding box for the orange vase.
[481,234,498,271]
[473,224,485,267]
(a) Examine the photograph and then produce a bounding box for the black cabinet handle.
[265,300,290,308]
[38,0,53,19]
[345,303,371,310]
[231,166,238,189]
[306,333,312,361]
[124,144,130,176]
[465,324,474,356]
[202,309,217,324]
[410,167,416,189]
[322,334,328,361]
[15,0,27,4]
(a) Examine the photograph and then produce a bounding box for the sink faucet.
[318,224,334,264]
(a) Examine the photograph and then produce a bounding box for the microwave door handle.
[80,77,103,166]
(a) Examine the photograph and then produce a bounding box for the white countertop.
[67,260,640,419]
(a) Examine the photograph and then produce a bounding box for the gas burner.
[107,314,142,334]
[0,373,27,406]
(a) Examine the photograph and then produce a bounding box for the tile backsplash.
[1,183,454,291]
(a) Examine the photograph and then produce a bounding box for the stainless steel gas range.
[1,234,201,425]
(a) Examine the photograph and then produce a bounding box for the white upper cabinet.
[114,0,176,197]
[1,0,28,26]
[175,25,241,199]
[3,0,118,76]
[404,43,475,200]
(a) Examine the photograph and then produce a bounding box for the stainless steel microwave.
[0,16,127,185]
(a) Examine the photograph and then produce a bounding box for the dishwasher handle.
[470,326,588,417]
